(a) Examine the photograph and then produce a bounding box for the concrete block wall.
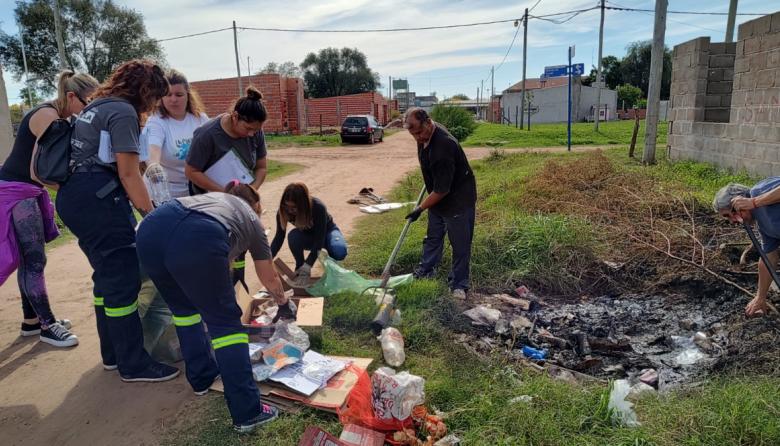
[668,11,780,176]
[190,74,305,134]
[705,42,736,122]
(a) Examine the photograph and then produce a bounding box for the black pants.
[56,172,152,374]
[416,206,475,290]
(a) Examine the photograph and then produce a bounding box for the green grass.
[164,148,780,446]
[266,159,304,181]
[463,120,668,149]
[265,133,342,149]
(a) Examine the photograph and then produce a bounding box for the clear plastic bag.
[608,379,640,427]
[269,320,310,351]
[378,327,405,367]
[371,367,425,420]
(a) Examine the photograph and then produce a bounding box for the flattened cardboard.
[235,284,323,327]
[298,426,347,446]
[275,258,318,296]
[210,355,373,414]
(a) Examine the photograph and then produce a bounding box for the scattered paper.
[359,202,415,214]
[269,350,349,396]
[262,339,304,371]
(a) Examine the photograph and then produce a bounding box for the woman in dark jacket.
[270,182,348,285]
[55,59,179,383]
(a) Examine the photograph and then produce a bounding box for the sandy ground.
[0,130,604,445]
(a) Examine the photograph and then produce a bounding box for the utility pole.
[520,8,528,130]
[0,64,13,162]
[52,0,68,70]
[233,21,243,96]
[480,79,484,120]
[476,87,480,119]
[490,66,494,122]
[247,56,251,77]
[18,25,33,108]
[567,45,573,152]
[725,0,738,43]
[594,0,605,131]
[388,76,391,99]
[642,0,668,165]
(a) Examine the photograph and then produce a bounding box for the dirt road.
[0,129,604,444]
[0,131,422,445]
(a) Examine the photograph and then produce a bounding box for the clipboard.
[204,148,255,186]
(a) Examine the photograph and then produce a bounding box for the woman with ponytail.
[136,180,291,432]
[0,70,98,348]
[185,86,270,289]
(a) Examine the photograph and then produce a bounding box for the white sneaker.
[452,289,467,299]
[39,322,79,348]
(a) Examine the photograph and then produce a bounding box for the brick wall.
[190,74,305,134]
[305,92,395,127]
[668,11,780,176]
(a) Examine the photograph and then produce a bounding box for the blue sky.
[0,0,774,103]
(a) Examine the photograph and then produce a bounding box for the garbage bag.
[608,379,640,427]
[338,366,414,433]
[371,367,425,420]
[305,253,413,297]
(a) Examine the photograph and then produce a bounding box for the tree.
[616,84,643,109]
[19,86,43,108]
[257,61,301,78]
[583,55,622,89]
[430,104,476,141]
[450,93,470,101]
[300,47,380,98]
[620,41,672,100]
[0,0,164,95]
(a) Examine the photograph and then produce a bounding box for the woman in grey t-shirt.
[136,182,291,432]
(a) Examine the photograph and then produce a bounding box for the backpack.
[32,117,75,186]
[32,98,122,186]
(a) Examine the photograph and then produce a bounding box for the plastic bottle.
[378,327,405,367]
[521,345,547,361]
[144,163,172,207]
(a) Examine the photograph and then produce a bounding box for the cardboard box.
[339,424,385,446]
[275,258,319,296]
[298,426,347,446]
[235,284,323,327]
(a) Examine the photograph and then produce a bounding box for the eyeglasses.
[73,92,88,106]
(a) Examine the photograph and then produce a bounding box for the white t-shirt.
[143,112,209,197]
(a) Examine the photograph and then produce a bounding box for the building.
[415,95,439,112]
[305,92,395,127]
[395,92,416,112]
[667,11,780,176]
[191,73,305,134]
[499,76,618,125]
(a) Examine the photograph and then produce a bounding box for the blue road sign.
[542,63,585,78]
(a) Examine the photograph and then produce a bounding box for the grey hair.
[403,107,430,128]
[713,183,750,211]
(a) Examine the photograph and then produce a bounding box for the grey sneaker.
[234,404,279,433]
[39,322,79,347]
[452,289,467,299]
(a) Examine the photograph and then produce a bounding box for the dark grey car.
[340,115,384,144]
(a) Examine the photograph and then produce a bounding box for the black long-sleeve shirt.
[418,123,477,216]
[270,197,335,266]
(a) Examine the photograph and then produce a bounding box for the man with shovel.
[714,179,780,317]
[403,108,477,299]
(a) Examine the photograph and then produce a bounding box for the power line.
[238,18,522,34]
[528,0,544,13]
[604,4,771,16]
[607,1,726,33]
[154,27,232,42]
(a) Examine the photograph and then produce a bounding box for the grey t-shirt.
[176,192,271,262]
[186,115,267,193]
[71,98,140,170]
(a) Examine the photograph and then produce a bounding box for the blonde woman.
[0,70,98,347]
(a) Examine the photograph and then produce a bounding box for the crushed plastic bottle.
[144,163,172,207]
[378,327,405,367]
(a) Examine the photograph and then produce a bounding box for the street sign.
[392,79,408,90]
[542,63,585,78]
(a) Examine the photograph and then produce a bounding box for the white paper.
[205,149,254,186]
[269,350,348,396]
[359,202,414,214]
[98,130,149,163]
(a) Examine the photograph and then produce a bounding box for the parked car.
[340,115,384,144]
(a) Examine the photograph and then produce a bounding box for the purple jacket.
[0,181,60,285]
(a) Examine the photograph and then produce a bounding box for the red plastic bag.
[338,367,413,434]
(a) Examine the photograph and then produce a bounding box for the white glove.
[294,264,312,286]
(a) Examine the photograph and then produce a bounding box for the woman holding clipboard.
[186,86,269,288]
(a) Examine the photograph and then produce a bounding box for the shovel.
[365,185,427,335]
[741,221,780,315]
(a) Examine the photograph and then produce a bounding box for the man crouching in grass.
[714,179,780,317]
